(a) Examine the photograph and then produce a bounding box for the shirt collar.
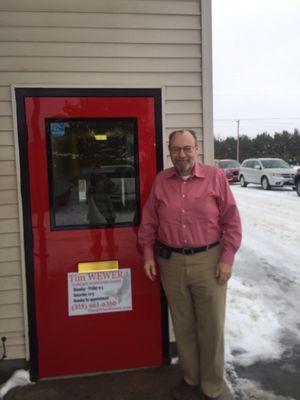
[165,162,206,179]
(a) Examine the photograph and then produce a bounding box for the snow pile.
[0,369,32,399]
[225,186,300,399]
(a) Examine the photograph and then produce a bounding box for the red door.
[24,95,162,378]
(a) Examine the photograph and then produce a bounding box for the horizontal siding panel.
[0,101,11,116]
[0,117,13,131]
[0,0,200,15]
[0,289,22,304]
[0,275,22,289]
[0,189,18,204]
[0,146,15,160]
[0,247,21,263]
[0,233,20,248]
[0,176,17,190]
[166,100,202,114]
[0,204,18,219]
[0,131,14,146]
[0,72,202,86]
[0,303,23,318]
[1,332,25,345]
[0,86,11,101]
[0,218,19,233]
[0,260,21,276]
[166,113,202,127]
[0,11,200,29]
[0,161,16,176]
[166,127,203,139]
[0,57,201,73]
[5,344,26,359]
[0,43,201,58]
[0,27,201,44]
[165,86,202,100]
[0,317,24,333]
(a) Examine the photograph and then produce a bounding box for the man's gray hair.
[168,129,198,147]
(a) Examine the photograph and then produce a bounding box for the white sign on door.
[68,269,132,316]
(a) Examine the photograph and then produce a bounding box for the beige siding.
[0,162,16,177]
[0,0,200,14]
[0,176,17,190]
[0,289,23,304]
[0,132,14,145]
[0,205,19,219]
[0,233,20,248]
[0,43,201,58]
[0,0,206,360]
[0,260,21,276]
[0,219,19,233]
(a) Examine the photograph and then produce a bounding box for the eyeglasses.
[170,146,196,154]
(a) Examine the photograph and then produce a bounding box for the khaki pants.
[158,244,226,398]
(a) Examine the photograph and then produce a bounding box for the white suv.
[239,158,295,190]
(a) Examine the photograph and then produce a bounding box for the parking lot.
[226,184,300,399]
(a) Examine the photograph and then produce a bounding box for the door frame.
[13,87,168,380]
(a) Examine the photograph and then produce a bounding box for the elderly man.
[138,130,241,400]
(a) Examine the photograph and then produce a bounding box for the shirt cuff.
[219,250,235,266]
[143,246,155,262]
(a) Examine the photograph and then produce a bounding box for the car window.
[253,161,260,168]
[246,160,254,168]
[260,159,290,168]
[219,160,240,168]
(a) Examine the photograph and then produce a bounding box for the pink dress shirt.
[138,162,242,265]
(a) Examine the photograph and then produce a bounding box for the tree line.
[214,129,300,164]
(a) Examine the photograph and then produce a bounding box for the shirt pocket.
[193,191,219,221]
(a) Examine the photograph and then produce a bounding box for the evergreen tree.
[214,129,300,164]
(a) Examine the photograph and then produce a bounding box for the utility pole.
[236,119,240,162]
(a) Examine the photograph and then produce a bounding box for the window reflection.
[47,118,139,229]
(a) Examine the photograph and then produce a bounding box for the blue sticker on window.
[51,123,66,136]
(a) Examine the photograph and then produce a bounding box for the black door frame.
[15,87,168,380]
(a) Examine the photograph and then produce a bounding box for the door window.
[47,118,139,229]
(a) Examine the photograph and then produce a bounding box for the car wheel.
[262,176,271,190]
[296,180,300,197]
[240,175,248,187]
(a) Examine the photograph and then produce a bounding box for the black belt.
[157,241,220,255]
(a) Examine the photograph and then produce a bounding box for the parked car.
[294,168,300,196]
[214,159,240,182]
[239,158,295,190]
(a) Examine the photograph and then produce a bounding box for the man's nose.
[178,148,186,156]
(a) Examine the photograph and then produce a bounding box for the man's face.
[169,131,198,176]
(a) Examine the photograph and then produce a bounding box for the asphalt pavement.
[1,365,234,400]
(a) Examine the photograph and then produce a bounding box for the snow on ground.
[225,184,300,399]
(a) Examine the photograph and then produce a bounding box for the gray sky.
[212,0,300,138]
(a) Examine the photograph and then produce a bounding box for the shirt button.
[182,209,185,213]
[182,194,186,198]
[183,225,186,228]
[184,240,187,244]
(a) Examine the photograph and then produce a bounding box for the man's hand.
[144,260,156,281]
[215,262,232,285]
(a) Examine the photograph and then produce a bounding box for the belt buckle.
[182,247,193,255]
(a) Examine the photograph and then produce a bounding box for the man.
[138,130,241,400]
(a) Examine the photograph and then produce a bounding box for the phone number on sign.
[71,300,117,312]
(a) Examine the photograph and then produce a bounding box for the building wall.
[0,0,212,360]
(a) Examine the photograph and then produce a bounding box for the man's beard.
[173,158,195,176]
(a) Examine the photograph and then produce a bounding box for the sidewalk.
[3,365,234,400]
